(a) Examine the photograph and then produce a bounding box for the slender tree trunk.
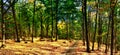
[18,5,22,41]
[97,14,102,50]
[111,9,114,55]
[97,0,103,50]
[66,15,69,40]
[114,23,117,53]
[82,22,85,45]
[110,0,117,55]
[5,21,7,40]
[82,3,85,46]
[55,0,59,41]
[40,12,43,39]
[51,0,53,41]
[28,23,30,37]
[105,12,111,53]
[12,2,20,42]
[88,10,91,42]
[83,0,90,52]
[71,17,74,39]
[1,0,5,45]
[92,1,98,50]
[46,16,49,38]
[32,0,36,42]
[35,22,36,37]
[46,23,49,38]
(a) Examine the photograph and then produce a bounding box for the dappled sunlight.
[0,0,120,55]
[0,39,119,55]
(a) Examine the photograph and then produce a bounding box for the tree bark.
[97,13,102,50]
[66,15,69,40]
[83,0,90,52]
[1,0,5,45]
[110,0,117,55]
[46,23,49,38]
[111,9,114,55]
[55,0,59,41]
[105,12,111,53]
[92,0,98,50]
[82,2,85,46]
[32,0,36,42]
[51,0,53,41]
[12,1,20,42]
[40,12,43,39]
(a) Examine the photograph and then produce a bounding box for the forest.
[0,0,120,55]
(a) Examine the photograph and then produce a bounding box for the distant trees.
[0,0,19,45]
[0,0,120,54]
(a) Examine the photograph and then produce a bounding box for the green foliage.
[0,0,120,48]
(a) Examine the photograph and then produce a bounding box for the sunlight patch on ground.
[0,39,119,55]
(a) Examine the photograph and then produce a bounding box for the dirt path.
[62,40,79,55]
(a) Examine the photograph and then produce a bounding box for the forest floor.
[0,38,119,55]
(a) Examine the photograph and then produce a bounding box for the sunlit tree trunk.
[97,0,103,50]
[105,12,111,53]
[92,0,98,50]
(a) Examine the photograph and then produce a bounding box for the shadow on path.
[62,40,79,55]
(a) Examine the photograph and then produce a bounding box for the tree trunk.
[88,11,91,42]
[92,1,98,50]
[97,0,103,50]
[105,12,111,53]
[1,0,5,45]
[18,6,22,41]
[46,23,49,38]
[114,22,117,53]
[55,0,59,41]
[82,3,85,46]
[110,0,117,55]
[97,14,102,50]
[83,0,90,52]
[51,0,53,41]
[40,12,43,39]
[111,9,114,55]
[32,0,36,42]
[12,2,20,42]
[66,15,69,40]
